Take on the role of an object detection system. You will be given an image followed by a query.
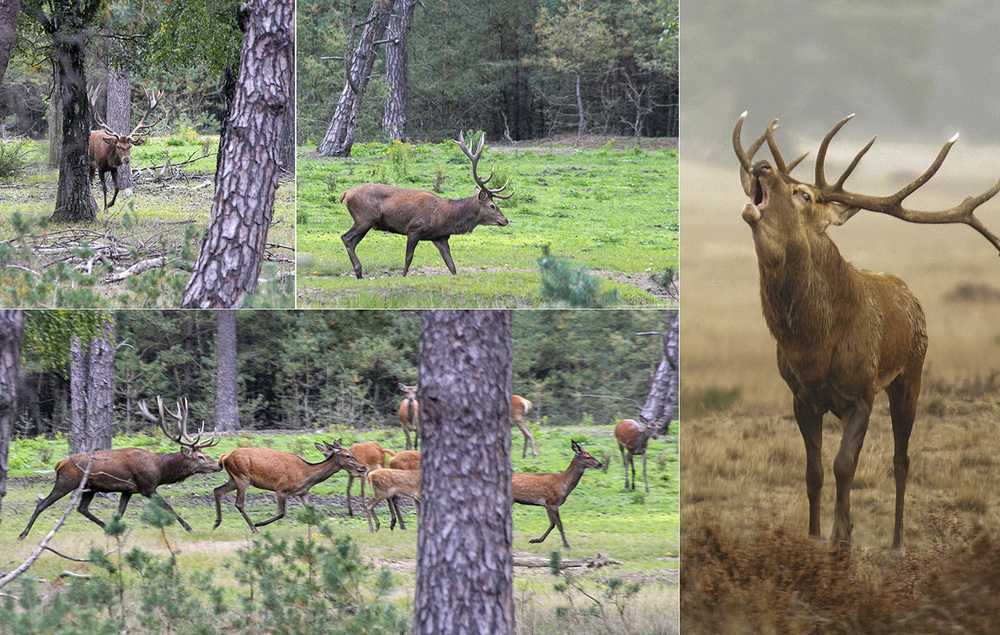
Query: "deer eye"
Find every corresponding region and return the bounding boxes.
[796,190,811,203]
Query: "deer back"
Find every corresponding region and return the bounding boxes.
[348,441,390,470]
[56,447,220,494]
[615,419,656,452]
[512,442,602,507]
[387,450,420,470]
[343,184,508,238]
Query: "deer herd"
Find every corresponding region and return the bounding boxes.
[17,389,662,550]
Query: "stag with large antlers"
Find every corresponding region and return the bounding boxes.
[734,112,1000,550]
[89,86,158,212]
[339,132,513,278]
[19,397,220,540]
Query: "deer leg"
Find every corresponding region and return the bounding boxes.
[515,419,537,458]
[403,424,412,451]
[794,397,825,540]
[392,497,407,531]
[831,401,872,548]
[887,374,919,551]
[18,482,74,540]
[618,444,630,489]
[254,493,287,528]
[107,169,120,208]
[76,491,107,529]
[642,450,649,494]
[117,492,133,516]
[341,222,371,279]
[232,479,258,533]
[365,493,381,533]
[151,494,194,532]
[402,235,420,276]
[432,238,457,275]
[346,474,355,517]
[99,172,109,212]
[213,478,238,529]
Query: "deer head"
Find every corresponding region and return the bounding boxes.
[455,131,513,226]
[137,396,220,470]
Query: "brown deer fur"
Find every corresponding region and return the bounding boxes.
[512,441,603,549]
[615,418,658,494]
[345,441,395,517]
[397,383,419,450]
[213,442,366,533]
[364,467,421,533]
[88,87,157,212]
[387,449,420,470]
[511,394,537,458]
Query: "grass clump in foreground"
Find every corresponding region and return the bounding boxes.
[681,511,1000,634]
[0,499,406,635]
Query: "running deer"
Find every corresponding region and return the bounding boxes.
[512,441,603,549]
[511,394,537,458]
[615,418,657,494]
[213,440,366,533]
[344,441,395,517]
[364,467,421,532]
[19,397,220,540]
[734,112,1000,550]
[89,86,158,212]
[397,383,419,450]
[339,132,513,278]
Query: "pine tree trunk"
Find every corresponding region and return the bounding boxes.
[0,310,24,521]
[51,20,98,223]
[0,0,20,87]
[317,1,392,157]
[181,0,294,308]
[641,310,679,435]
[86,313,115,451]
[106,58,134,191]
[48,67,62,169]
[281,67,296,173]
[413,310,515,634]
[69,335,90,455]
[382,0,416,141]
[215,310,241,431]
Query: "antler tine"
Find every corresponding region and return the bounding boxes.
[128,86,160,139]
[455,131,512,196]
[732,111,756,175]
[787,152,810,174]
[765,119,788,174]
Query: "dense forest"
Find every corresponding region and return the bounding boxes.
[13,309,670,438]
[298,0,678,145]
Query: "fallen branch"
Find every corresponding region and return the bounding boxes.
[512,554,622,569]
[103,257,192,284]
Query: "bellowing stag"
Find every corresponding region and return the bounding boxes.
[339,132,514,278]
[89,86,157,212]
[734,112,1000,550]
[19,397,220,539]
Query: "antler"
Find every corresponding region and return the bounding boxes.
[88,82,119,138]
[127,86,159,141]
[454,131,515,199]
[811,116,1000,253]
[733,112,807,195]
[137,396,219,450]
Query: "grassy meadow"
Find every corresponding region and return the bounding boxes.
[680,154,1000,632]
[0,137,295,307]
[296,136,678,308]
[1,421,678,633]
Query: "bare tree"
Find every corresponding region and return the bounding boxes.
[215,310,240,431]
[181,0,294,307]
[413,310,515,634]
[641,310,678,435]
[69,312,115,454]
[382,0,418,140]
[0,310,24,522]
[0,0,20,87]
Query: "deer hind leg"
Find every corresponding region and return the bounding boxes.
[254,493,287,528]
[642,450,649,494]
[150,492,194,532]
[18,481,75,540]
[432,238,457,275]
[365,492,382,533]
[402,235,421,277]
[116,492,133,516]
[99,172,109,211]
[794,397,825,540]
[529,506,560,546]
[341,222,372,279]
[831,400,872,549]
[515,418,537,458]
[618,443,630,489]
[887,374,920,551]
[76,490,107,529]
[213,478,237,529]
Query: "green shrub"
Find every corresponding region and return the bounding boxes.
[0,137,30,182]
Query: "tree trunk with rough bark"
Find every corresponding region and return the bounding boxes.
[382,0,417,141]
[0,310,24,522]
[69,313,115,454]
[0,0,20,88]
[69,334,89,455]
[641,310,679,435]
[181,0,294,308]
[106,59,134,191]
[317,1,391,157]
[48,67,62,169]
[214,310,240,431]
[413,310,515,634]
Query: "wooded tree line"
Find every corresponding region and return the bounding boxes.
[11,309,671,440]
[298,0,678,148]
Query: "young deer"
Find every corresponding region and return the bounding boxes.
[397,383,419,450]
[512,441,603,549]
[213,441,366,533]
[511,394,538,458]
[387,449,420,471]
[344,441,395,517]
[615,418,658,494]
[734,113,1000,550]
[364,467,421,533]
[340,132,513,278]
[19,397,220,540]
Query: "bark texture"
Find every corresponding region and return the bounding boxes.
[106,59,134,191]
[413,310,515,635]
[382,0,417,141]
[641,310,679,436]
[181,0,294,308]
[317,1,391,156]
[69,313,115,454]
[0,0,20,87]
[0,310,24,522]
[214,310,241,431]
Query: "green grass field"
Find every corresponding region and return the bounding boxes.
[296,137,678,308]
[1,422,678,632]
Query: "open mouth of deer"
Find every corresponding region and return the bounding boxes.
[751,177,767,209]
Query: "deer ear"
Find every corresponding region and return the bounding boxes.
[571,440,581,452]
[132,137,147,146]
[315,442,325,452]
[829,204,860,227]
[477,188,489,202]
[103,137,116,145]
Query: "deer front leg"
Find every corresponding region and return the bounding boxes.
[99,172,109,212]
[794,397,825,540]
[402,235,421,276]
[76,491,107,529]
[107,169,120,208]
[346,475,355,517]
[19,485,72,540]
[642,450,649,495]
[432,238,457,275]
[831,401,872,548]
[365,495,381,533]
[117,492,133,515]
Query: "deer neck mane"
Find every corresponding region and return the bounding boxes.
[445,197,488,234]
[158,451,196,484]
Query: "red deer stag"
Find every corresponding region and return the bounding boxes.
[734,112,1000,550]
[344,441,395,517]
[512,441,603,549]
[19,397,220,540]
[213,440,366,533]
[89,86,158,212]
[397,383,419,450]
[511,394,537,458]
[615,418,657,494]
[339,132,513,278]
[364,467,421,533]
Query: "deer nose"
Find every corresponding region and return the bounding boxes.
[751,162,771,178]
